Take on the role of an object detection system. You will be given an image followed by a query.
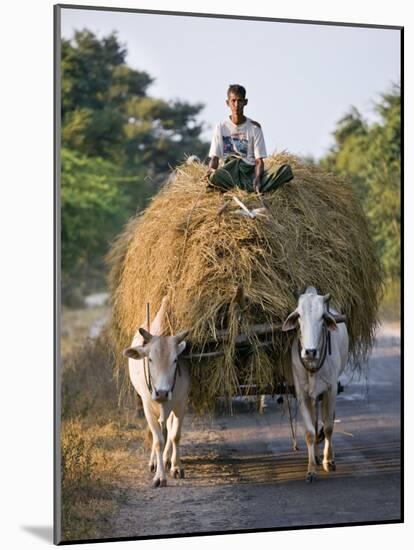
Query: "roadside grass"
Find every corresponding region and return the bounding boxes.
[60,316,147,542]
[61,415,147,541]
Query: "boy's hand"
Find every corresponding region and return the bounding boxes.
[204,156,219,181]
[253,176,261,193]
[203,168,215,182]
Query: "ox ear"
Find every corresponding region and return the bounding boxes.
[323,312,337,332]
[175,330,189,356]
[177,340,187,355]
[139,327,153,343]
[282,310,299,332]
[123,345,148,360]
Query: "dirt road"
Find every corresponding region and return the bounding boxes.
[102,323,401,539]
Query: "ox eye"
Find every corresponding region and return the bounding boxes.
[148,358,152,363]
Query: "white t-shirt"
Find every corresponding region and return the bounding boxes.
[208,117,267,166]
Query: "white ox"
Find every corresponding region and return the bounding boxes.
[123,297,190,487]
[282,286,349,482]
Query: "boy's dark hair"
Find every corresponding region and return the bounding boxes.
[227,84,246,99]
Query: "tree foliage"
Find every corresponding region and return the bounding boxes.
[61,149,126,301]
[61,30,208,167]
[320,85,401,280]
[61,30,209,302]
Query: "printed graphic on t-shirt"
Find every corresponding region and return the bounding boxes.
[223,133,248,158]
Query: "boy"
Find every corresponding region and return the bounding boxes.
[206,84,293,193]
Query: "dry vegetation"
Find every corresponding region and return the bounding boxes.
[107,153,383,408]
[60,328,148,542]
[60,415,147,541]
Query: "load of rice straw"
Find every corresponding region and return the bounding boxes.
[107,153,383,410]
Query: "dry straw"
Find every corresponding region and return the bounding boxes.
[107,153,383,409]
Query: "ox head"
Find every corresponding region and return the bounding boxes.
[123,329,189,403]
[282,287,337,367]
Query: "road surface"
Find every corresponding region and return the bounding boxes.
[101,323,401,539]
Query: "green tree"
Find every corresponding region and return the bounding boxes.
[61,30,153,163]
[364,86,401,279]
[123,96,206,180]
[61,30,209,302]
[320,85,401,280]
[61,31,152,114]
[61,148,147,303]
[61,30,208,170]
[320,107,370,203]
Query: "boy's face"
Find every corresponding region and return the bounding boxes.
[226,92,248,117]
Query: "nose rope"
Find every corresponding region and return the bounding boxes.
[144,359,152,393]
[297,323,329,375]
[170,361,181,393]
[144,302,153,393]
[148,361,181,397]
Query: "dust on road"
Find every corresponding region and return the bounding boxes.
[101,323,401,539]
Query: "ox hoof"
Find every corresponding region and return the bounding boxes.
[323,460,336,472]
[152,478,167,488]
[172,468,185,479]
[306,472,317,483]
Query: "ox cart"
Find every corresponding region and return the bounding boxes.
[180,304,347,459]
[112,154,380,485]
[179,304,346,440]
[180,305,346,387]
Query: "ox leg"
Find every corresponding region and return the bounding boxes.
[257,394,266,414]
[299,396,318,482]
[169,407,186,479]
[314,399,321,465]
[162,413,174,470]
[143,405,167,487]
[321,390,337,472]
[148,445,156,473]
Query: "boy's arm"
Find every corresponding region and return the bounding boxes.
[205,123,222,179]
[252,122,267,192]
[253,158,264,192]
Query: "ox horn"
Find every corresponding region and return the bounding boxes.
[293,289,302,300]
[139,327,153,343]
[174,330,189,343]
[323,293,331,303]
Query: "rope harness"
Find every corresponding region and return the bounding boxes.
[143,357,181,395]
[297,302,334,375]
[297,322,330,375]
[143,357,152,393]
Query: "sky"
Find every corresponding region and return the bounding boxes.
[60,7,401,160]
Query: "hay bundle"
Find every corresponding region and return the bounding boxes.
[107,153,382,408]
